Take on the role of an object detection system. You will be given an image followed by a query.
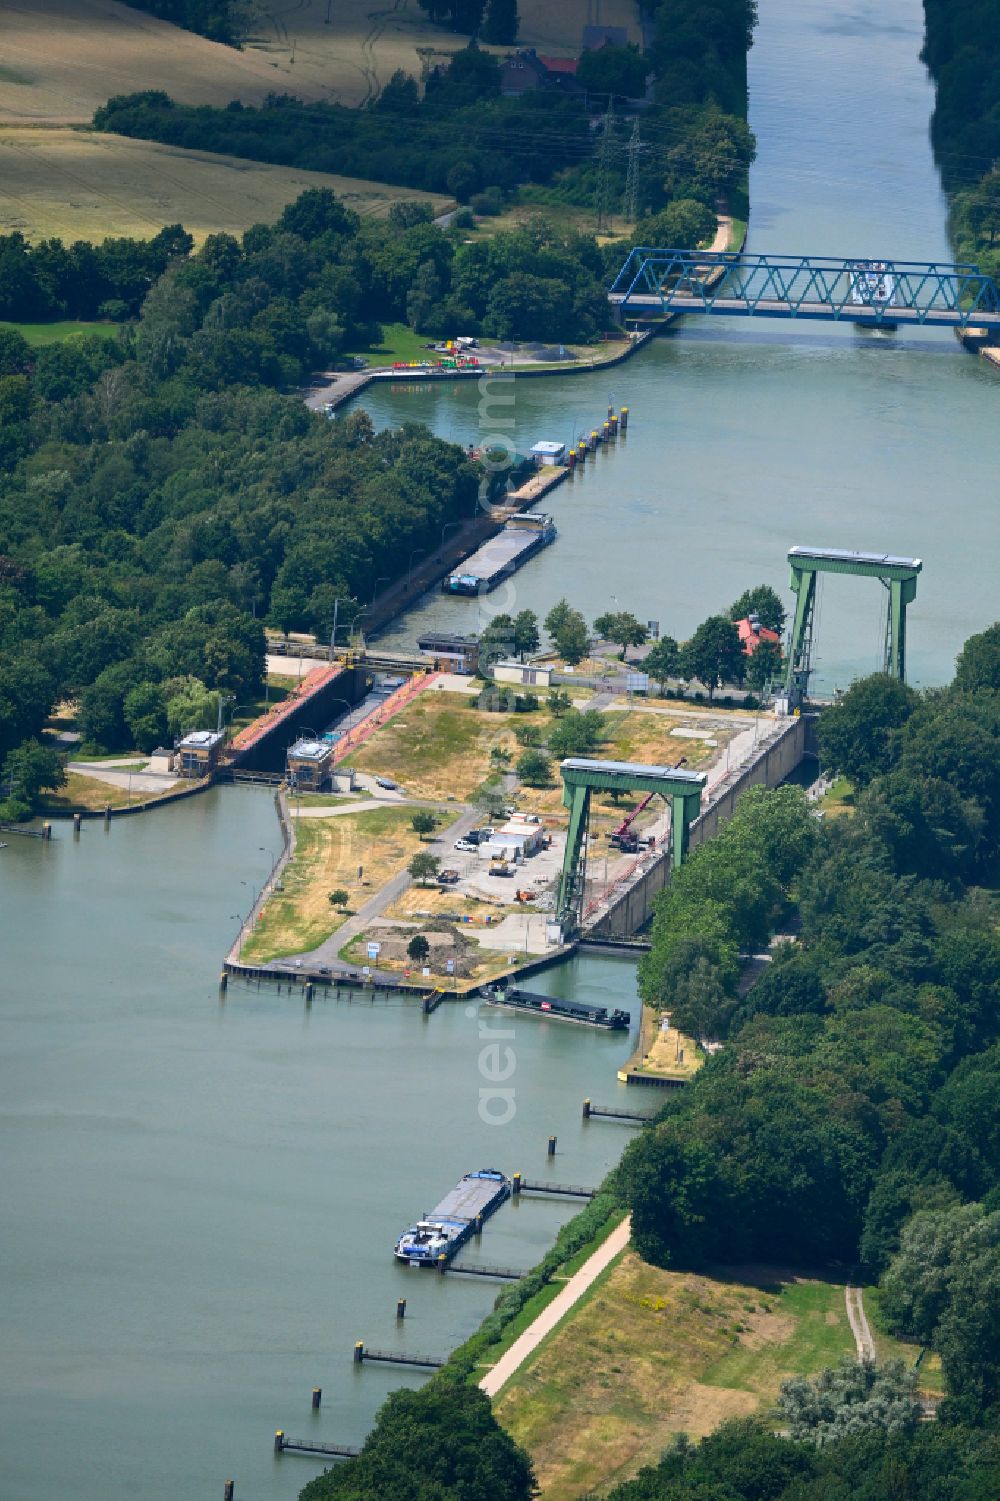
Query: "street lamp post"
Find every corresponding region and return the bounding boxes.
[371,577,390,606]
[439,521,461,557]
[407,549,425,587]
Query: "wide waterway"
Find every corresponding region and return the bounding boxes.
[366,0,1000,692]
[0,789,640,1501]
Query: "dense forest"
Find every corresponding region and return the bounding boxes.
[922,0,1000,275]
[0,188,502,792]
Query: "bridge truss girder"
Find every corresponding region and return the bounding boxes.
[784,547,922,700]
[608,249,1000,330]
[556,759,706,933]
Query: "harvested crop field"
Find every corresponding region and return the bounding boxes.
[0,127,450,243]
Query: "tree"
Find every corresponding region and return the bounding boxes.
[299,1382,536,1501]
[544,599,573,640]
[728,584,786,633]
[516,749,552,786]
[163,676,222,740]
[680,616,744,698]
[547,709,607,759]
[954,622,1000,693]
[817,673,918,786]
[411,810,438,839]
[407,933,431,963]
[123,681,168,752]
[481,0,518,44]
[479,613,516,669]
[408,851,441,884]
[778,1358,919,1444]
[2,738,65,816]
[636,199,716,246]
[576,43,648,98]
[593,610,649,661]
[936,1242,1000,1420]
[547,688,572,716]
[328,888,349,907]
[515,724,541,747]
[880,1203,995,1344]
[549,608,589,666]
[512,609,540,659]
[644,636,680,693]
[744,638,782,694]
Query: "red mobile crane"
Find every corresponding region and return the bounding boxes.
[608,793,655,853]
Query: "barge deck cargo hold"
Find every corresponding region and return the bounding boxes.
[394,1169,511,1266]
[480,983,631,1031]
[443,514,556,596]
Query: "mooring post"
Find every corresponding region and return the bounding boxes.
[620,406,629,431]
[73,812,82,834]
[274,1431,285,1454]
[224,1481,234,1501]
[474,1214,484,1236]
[582,1098,591,1119]
[512,1172,522,1196]
[437,1254,447,1273]
[548,1135,557,1157]
[353,1341,365,1364]
[304,982,313,1005]
[219,972,228,993]
[104,805,111,826]
[396,1298,406,1320]
[312,1387,322,1410]
[42,822,52,840]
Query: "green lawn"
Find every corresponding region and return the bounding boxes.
[1,319,120,346]
[344,321,439,367]
[701,1276,855,1391]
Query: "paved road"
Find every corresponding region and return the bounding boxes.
[479,1216,632,1398]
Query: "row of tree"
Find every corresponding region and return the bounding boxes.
[922,0,1000,277]
[479,583,785,697]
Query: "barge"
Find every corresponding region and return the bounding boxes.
[394,1168,511,1266]
[479,982,631,1031]
[443,514,556,596]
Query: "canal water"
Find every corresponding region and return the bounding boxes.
[0,789,638,1501]
[365,0,1000,693]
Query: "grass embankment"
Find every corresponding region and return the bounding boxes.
[0,127,450,245]
[39,771,170,812]
[241,805,421,963]
[0,320,119,346]
[819,776,856,819]
[494,1260,885,1501]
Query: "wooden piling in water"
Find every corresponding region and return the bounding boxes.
[582,1097,591,1118]
[224,1481,234,1501]
[312,1387,322,1409]
[548,1134,557,1157]
[396,1298,406,1320]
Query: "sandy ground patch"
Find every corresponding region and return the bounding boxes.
[0,126,450,242]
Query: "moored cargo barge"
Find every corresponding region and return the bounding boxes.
[394,1169,512,1266]
[443,514,556,595]
[479,982,631,1031]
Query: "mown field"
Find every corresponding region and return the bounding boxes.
[494,1255,926,1501]
[0,126,450,244]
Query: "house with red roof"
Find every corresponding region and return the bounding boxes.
[735,613,782,655]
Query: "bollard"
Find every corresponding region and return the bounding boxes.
[577,441,587,462]
[548,1134,557,1157]
[512,1171,522,1196]
[608,402,614,419]
[589,430,598,450]
[42,822,52,840]
[567,449,576,470]
[474,1214,484,1236]
[353,1342,365,1364]
[274,1431,285,1454]
[219,972,228,993]
[602,421,610,440]
[224,1483,234,1501]
[437,1253,447,1273]
[104,805,111,825]
[582,1097,591,1119]
[312,1387,322,1410]
[304,982,313,1004]
[396,1298,406,1320]
[620,406,629,431]
[610,413,618,434]
[73,812,82,833]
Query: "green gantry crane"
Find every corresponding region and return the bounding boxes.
[556,758,706,933]
[784,546,922,703]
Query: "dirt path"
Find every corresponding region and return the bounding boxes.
[479,1216,632,1398]
[845,1284,876,1364]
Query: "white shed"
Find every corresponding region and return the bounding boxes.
[530,440,566,466]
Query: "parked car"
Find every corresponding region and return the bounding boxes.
[473,827,495,842]
[438,869,460,885]
[374,776,398,790]
[454,838,477,852]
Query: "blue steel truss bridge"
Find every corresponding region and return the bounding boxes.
[609,250,1000,331]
